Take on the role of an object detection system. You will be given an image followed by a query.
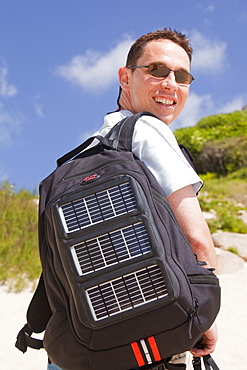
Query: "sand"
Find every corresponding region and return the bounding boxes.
[1,264,247,369]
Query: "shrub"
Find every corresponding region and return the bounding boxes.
[174,110,247,175]
[195,136,247,174]
[0,183,41,290]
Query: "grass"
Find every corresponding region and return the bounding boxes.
[0,183,41,291]
[227,247,239,255]
[198,170,247,234]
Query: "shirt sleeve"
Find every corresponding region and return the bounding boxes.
[132,115,203,197]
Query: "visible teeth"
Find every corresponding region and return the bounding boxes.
[154,97,174,105]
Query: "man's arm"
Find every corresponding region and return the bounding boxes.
[167,184,218,356]
[190,323,218,357]
[167,184,216,269]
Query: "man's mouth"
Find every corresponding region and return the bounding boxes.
[154,97,175,106]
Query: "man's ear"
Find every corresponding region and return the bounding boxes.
[118,67,130,91]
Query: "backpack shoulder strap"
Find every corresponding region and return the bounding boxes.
[56,134,115,167]
[15,273,51,353]
[106,112,196,172]
[193,355,220,370]
[106,111,156,151]
[26,272,52,332]
[179,144,196,171]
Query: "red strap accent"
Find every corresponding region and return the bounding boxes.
[148,336,161,362]
[131,342,145,367]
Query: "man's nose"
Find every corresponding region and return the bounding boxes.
[161,71,178,90]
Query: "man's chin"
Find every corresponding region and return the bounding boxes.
[154,113,174,126]
[147,106,177,125]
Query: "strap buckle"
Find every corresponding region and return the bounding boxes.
[15,323,44,353]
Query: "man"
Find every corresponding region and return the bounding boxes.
[48,27,218,369]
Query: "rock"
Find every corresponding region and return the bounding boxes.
[202,210,217,220]
[212,230,247,261]
[238,210,247,226]
[215,248,245,274]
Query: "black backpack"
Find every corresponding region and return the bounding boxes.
[16,112,220,370]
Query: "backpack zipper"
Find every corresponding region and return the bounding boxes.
[53,159,128,193]
[188,297,199,339]
[151,188,198,328]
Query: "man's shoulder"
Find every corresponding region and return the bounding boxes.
[98,111,132,135]
[99,110,172,140]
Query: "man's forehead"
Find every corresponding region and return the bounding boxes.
[142,39,185,54]
[138,39,190,66]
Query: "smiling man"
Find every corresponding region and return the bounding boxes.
[93,28,218,370]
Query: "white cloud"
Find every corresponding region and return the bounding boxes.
[195,2,215,13]
[172,92,214,129]
[55,37,134,92]
[0,61,18,97]
[207,5,215,12]
[34,103,44,117]
[172,92,246,130]
[0,59,23,148]
[0,60,21,146]
[190,31,227,74]
[0,103,21,145]
[33,95,44,117]
[220,95,247,114]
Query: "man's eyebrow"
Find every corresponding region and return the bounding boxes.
[147,60,164,66]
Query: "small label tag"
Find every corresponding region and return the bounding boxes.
[81,174,99,184]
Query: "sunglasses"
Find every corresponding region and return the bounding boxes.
[128,63,195,85]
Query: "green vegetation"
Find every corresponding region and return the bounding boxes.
[174,109,247,234]
[175,110,247,175]
[227,247,239,255]
[1,109,246,289]
[198,177,247,234]
[0,182,41,291]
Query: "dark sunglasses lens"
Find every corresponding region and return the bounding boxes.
[148,64,193,84]
[175,70,192,84]
[148,64,170,78]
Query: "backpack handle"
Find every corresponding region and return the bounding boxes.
[56,135,114,167]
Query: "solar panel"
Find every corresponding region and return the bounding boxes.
[59,182,137,233]
[71,222,151,275]
[87,265,168,320]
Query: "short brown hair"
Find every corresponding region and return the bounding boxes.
[126,27,193,66]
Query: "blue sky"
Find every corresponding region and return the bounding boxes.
[0,0,246,192]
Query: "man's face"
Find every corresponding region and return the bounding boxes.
[119,39,191,125]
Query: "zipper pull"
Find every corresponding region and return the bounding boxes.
[188,297,199,339]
